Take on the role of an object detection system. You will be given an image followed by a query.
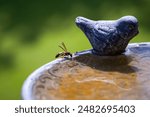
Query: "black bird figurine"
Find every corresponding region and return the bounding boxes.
[75,16,139,56]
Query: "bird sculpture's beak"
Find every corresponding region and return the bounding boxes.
[136,29,139,35]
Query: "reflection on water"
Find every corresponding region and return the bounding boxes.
[33,44,150,99]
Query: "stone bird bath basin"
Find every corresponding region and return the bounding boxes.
[22,42,150,100]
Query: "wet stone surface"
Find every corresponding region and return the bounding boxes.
[30,43,150,99]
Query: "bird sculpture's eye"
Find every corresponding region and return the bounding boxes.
[128,25,134,30]
[98,28,101,30]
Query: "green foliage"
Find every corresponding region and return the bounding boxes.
[0,0,150,99]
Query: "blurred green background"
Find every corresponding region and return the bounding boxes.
[0,0,150,99]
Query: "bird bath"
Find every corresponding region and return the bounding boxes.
[22,42,150,100]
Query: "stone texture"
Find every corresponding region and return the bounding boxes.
[75,16,139,55]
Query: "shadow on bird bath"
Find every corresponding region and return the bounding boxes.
[74,53,138,74]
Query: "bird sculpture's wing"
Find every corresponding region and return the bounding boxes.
[91,23,118,53]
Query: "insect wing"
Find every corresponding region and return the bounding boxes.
[61,42,67,52]
[58,45,66,52]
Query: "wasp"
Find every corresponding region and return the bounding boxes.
[55,42,72,58]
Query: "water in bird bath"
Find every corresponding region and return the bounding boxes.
[29,43,150,100]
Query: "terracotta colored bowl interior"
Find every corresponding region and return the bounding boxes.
[22,42,150,100]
